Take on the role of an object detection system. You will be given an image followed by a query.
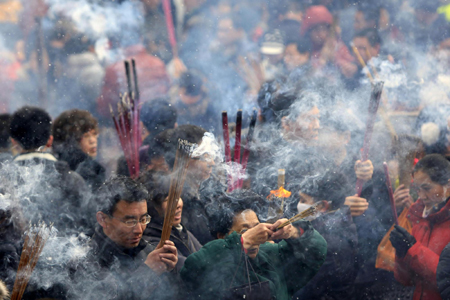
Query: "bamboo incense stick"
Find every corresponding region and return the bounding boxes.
[351,43,374,82]
[383,162,399,225]
[158,139,193,248]
[355,82,384,196]
[11,223,53,300]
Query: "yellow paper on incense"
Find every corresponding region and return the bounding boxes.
[268,187,291,199]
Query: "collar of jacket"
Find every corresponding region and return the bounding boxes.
[407,197,450,224]
[91,226,148,267]
[14,152,57,162]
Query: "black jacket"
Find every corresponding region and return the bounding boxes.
[54,143,106,191]
[70,227,174,300]
[12,152,93,235]
[438,242,450,300]
[293,207,358,300]
[143,213,202,273]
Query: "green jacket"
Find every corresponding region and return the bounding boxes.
[180,221,327,300]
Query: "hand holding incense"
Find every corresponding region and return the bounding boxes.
[355,81,384,196]
[383,162,399,226]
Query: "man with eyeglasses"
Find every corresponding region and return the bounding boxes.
[69,176,178,300]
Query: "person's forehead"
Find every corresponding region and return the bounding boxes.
[414,171,433,185]
[353,36,369,46]
[234,209,258,224]
[114,200,147,216]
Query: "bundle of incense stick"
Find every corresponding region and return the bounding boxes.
[275,201,328,231]
[222,110,257,191]
[11,223,53,300]
[110,59,141,178]
[158,139,193,249]
[355,81,384,196]
[351,44,397,140]
[383,162,399,226]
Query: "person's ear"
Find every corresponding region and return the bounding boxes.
[96,212,109,228]
[46,135,53,148]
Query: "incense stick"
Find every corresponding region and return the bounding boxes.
[383,162,399,225]
[275,201,328,231]
[158,139,193,248]
[238,109,257,189]
[355,82,384,196]
[11,223,53,300]
[110,60,142,178]
[231,110,243,191]
[222,111,232,191]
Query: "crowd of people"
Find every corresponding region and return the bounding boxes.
[1,0,450,299]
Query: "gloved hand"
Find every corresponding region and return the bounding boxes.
[390,225,416,258]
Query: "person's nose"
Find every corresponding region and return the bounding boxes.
[418,190,427,201]
[133,223,144,234]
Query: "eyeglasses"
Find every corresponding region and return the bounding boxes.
[109,214,151,227]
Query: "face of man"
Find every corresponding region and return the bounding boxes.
[79,129,98,158]
[310,24,330,48]
[229,210,260,259]
[285,106,320,143]
[352,36,379,63]
[217,18,242,47]
[100,200,148,249]
[188,153,215,182]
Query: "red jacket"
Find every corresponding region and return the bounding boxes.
[97,44,170,119]
[395,199,450,300]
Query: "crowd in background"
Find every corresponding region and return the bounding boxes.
[1,0,450,299]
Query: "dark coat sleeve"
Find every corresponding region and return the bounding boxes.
[438,242,450,299]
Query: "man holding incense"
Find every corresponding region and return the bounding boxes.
[70,176,178,300]
[180,190,327,300]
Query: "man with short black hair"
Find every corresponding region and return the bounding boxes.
[8,106,91,235]
[70,176,178,300]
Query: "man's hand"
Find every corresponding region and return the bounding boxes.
[393,184,413,209]
[344,195,369,216]
[355,160,374,182]
[269,219,300,240]
[241,223,273,250]
[145,240,178,275]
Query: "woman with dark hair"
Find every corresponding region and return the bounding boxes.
[138,171,202,273]
[181,190,327,300]
[52,109,105,190]
[390,154,450,300]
